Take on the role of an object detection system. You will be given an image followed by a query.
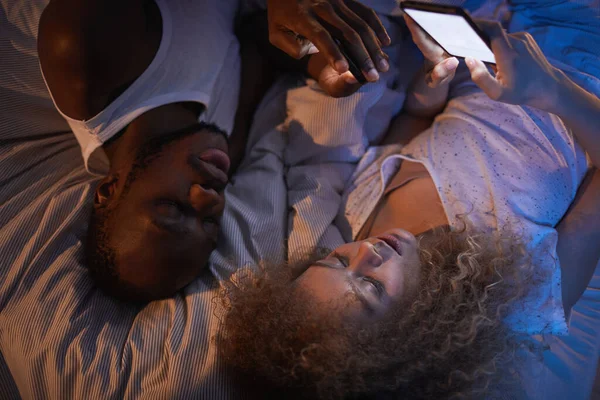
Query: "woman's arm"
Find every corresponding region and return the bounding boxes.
[547,75,600,168]
[404,60,456,119]
[556,168,600,317]
[462,21,600,315]
[464,22,600,167]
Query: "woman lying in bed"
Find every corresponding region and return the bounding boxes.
[217,16,600,400]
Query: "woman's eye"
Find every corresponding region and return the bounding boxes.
[156,202,184,220]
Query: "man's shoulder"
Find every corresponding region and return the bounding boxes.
[37,0,160,120]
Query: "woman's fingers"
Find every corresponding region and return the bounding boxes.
[403,14,445,64]
[402,13,458,88]
[427,57,458,88]
[467,23,561,109]
[509,32,537,56]
[465,57,504,101]
[475,20,516,66]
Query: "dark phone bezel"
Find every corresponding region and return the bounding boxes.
[400,1,497,66]
[334,38,368,84]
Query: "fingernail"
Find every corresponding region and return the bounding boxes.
[335,60,349,73]
[366,68,379,82]
[465,57,475,67]
[379,58,389,72]
[307,45,319,55]
[445,58,459,71]
[343,72,359,85]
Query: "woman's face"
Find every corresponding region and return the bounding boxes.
[294,229,422,321]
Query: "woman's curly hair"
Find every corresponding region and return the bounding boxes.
[215,227,539,400]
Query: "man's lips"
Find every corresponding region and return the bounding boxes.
[377,234,403,256]
[191,155,229,192]
[198,148,230,175]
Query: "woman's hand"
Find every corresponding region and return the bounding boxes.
[266,0,391,82]
[464,21,564,111]
[403,14,459,88]
[466,22,600,170]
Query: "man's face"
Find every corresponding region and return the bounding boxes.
[101,126,230,301]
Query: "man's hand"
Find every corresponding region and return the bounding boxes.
[464,21,564,111]
[403,14,458,88]
[267,0,391,82]
[307,52,363,98]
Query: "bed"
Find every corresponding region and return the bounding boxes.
[1,0,599,398]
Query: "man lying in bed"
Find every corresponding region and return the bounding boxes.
[217,12,600,399]
[37,0,391,301]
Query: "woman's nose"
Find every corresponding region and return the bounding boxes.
[189,184,223,214]
[348,241,383,275]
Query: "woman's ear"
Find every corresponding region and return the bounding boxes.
[94,174,119,209]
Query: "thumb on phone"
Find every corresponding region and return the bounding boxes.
[465,57,504,101]
[427,57,459,88]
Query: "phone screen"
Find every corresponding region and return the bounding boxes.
[403,8,496,64]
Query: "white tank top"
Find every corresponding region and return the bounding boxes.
[41,0,241,175]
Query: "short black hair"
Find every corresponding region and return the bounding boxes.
[85,121,227,300]
[85,205,121,297]
[122,121,228,194]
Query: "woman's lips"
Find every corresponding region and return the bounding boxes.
[377,234,403,256]
[198,148,231,175]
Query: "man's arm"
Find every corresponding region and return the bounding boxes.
[266,0,391,80]
[246,12,363,98]
[556,168,600,317]
[228,18,278,174]
[228,12,363,170]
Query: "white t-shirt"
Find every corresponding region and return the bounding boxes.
[338,89,589,335]
[41,0,241,176]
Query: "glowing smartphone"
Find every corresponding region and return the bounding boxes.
[400,1,496,65]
